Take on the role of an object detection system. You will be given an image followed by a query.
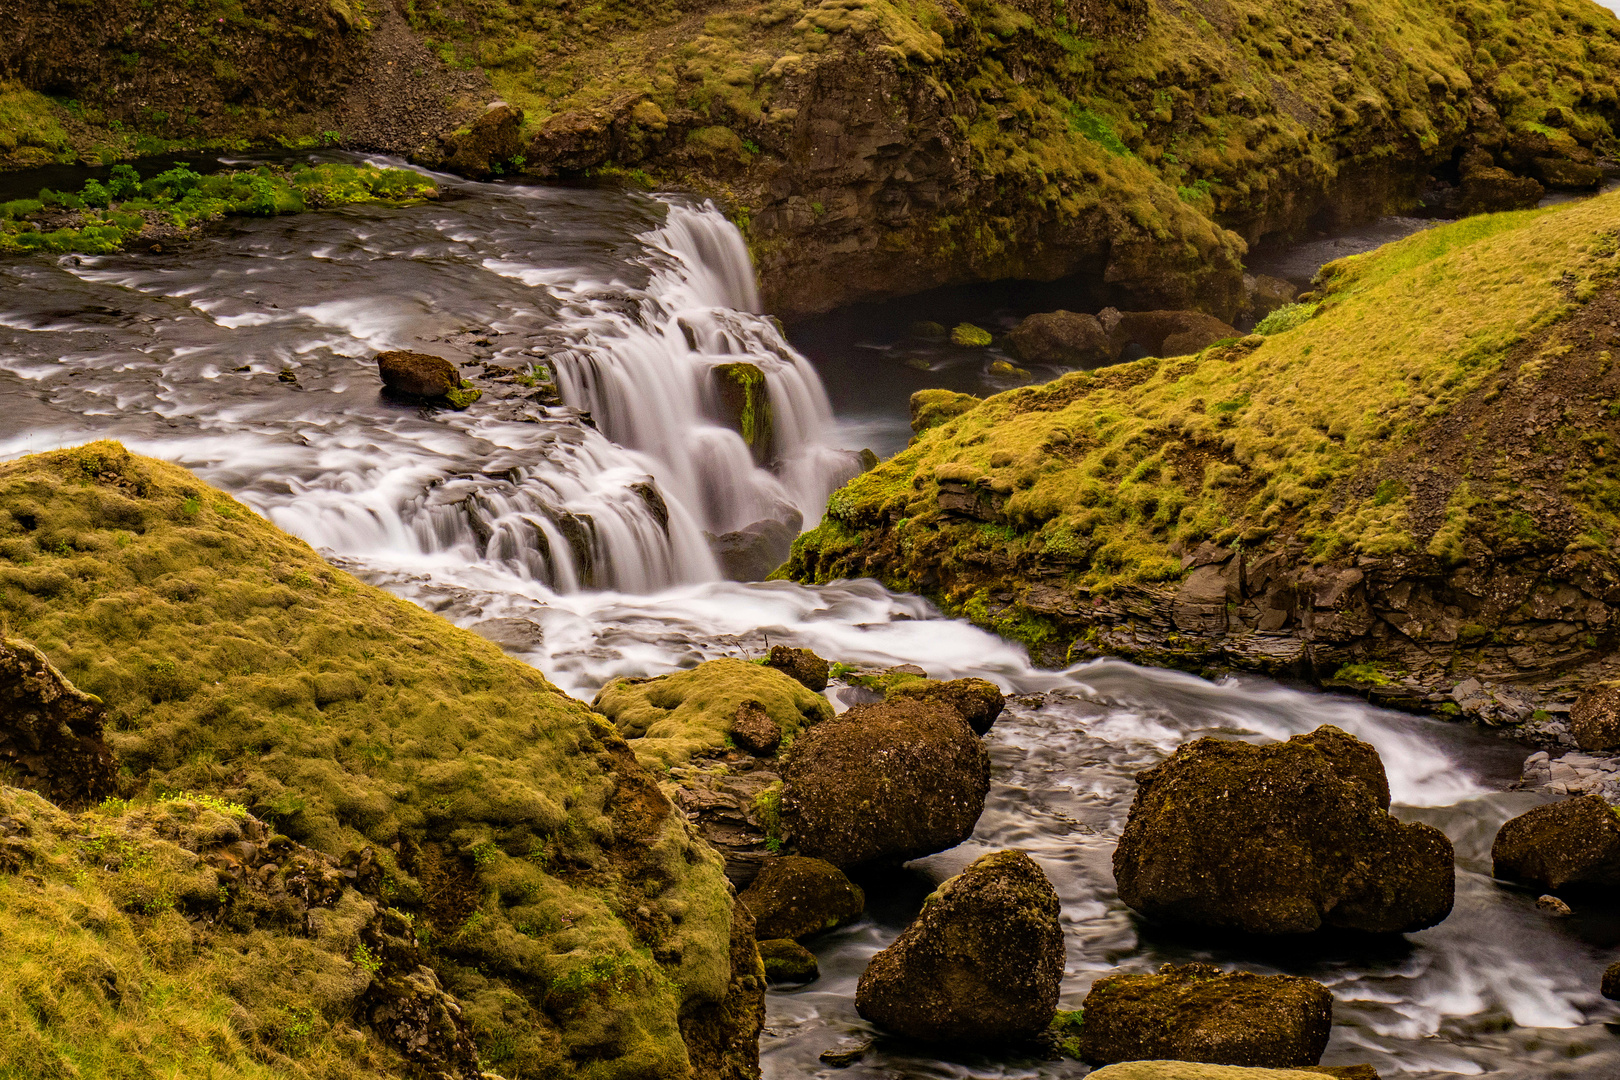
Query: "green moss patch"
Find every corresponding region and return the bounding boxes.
[1,162,436,256]
[0,443,736,1079]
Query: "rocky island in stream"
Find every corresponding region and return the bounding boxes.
[3,0,1620,1073]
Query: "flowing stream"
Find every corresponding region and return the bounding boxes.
[0,158,1614,1078]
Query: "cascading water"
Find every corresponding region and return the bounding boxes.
[2,158,1616,1080]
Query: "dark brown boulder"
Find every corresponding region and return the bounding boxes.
[856,850,1063,1043]
[376,351,480,409]
[886,677,1006,736]
[1531,155,1603,190]
[737,855,864,940]
[1113,726,1454,934]
[766,645,830,693]
[1109,310,1238,358]
[1603,960,1620,1001]
[440,102,525,179]
[1457,150,1544,215]
[759,938,819,983]
[782,698,990,868]
[731,700,782,756]
[1569,685,1620,751]
[1078,963,1333,1067]
[0,637,116,808]
[1492,795,1620,891]
[1007,311,1115,367]
[1244,274,1298,321]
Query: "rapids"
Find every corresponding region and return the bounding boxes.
[0,157,1614,1079]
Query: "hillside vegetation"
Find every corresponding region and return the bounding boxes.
[787,190,1620,718]
[0,443,758,1079]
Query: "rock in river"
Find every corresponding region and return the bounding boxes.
[782,697,990,868]
[1492,795,1620,891]
[1007,310,1115,367]
[856,850,1063,1043]
[759,938,819,984]
[1078,962,1333,1067]
[885,676,1005,736]
[737,855,864,941]
[765,644,830,692]
[1113,726,1455,934]
[376,350,481,408]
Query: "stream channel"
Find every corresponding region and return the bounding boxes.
[0,156,1614,1079]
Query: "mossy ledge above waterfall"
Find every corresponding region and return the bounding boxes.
[4,0,1619,316]
[0,443,760,1079]
[785,190,1620,731]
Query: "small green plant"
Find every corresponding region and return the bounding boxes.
[352,941,383,975]
[159,790,249,818]
[1050,1009,1084,1059]
[753,781,783,847]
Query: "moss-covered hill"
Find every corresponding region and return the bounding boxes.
[0,443,760,1079]
[3,0,1618,315]
[787,189,1620,724]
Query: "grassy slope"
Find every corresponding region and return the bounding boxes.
[0,443,737,1079]
[786,189,1620,644]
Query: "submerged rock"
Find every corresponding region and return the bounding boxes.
[856,850,1064,1043]
[1078,962,1333,1067]
[782,697,990,868]
[765,644,830,692]
[737,855,864,940]
[1007,310,1115,367]
[1492,795,1620,891]
[376,351,480,408]
[951,323,994,347]
[758,938,819,983]
[1113,726,1455,934]
[0,636,116,808]
[885,677,1006,736]
[708,516,800,581]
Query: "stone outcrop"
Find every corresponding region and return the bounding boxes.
[1519,750,1620,800]
[376,351,481,408]
[1079,963,1333,1068]
[1457,147,1545,215]
[1008,311,1115,368]
[713,362,773,465]
[1107,309,1240,358]
[737,855,864,940]
[438,102,524,179]
[885,676,1006,736]
[0,637,116,808]
[1491,795,1620,891]
[1114,727,1455,934]
[765,645,830,692]
[707,517,800,581]
[782,697,990,868]
[855,850,1064,1043]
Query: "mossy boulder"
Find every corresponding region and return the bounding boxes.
[908,389,982,435]
[1008,311,1115,367]
[0,636,115,808]
[376,351,481,409]
[855,850,1063,1043]
[1491,795,1620,891]
[1079,963,1333,1067]
[0,443,754,1079]
[758,938,819,984]
[765,644,829,692]
[737,855,864,940]
[712,362,773,464]
[440,102,525,179]
[782,697,990,868]
[885,677,1006,736]
[594,657,833,770]
[1111,310,1239,358]
[1114,726,1454,935]
[950,323,994,348]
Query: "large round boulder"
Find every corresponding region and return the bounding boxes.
[1492,795,1620,891]
[1113,726,1454,934]
[782,698,990,868]
[737,856,865,940]
[1078,962,1332,1067]
[855,850,1063,1043]
[885,677,1005,736]
[1007,311,1115,367]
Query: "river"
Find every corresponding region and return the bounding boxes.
[0,159,1613,1079]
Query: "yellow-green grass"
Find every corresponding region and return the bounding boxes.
[0,442,735,1079]
[594,658,833,771]
[788,188,1620,599]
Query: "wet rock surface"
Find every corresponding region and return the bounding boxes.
[0,637,116,808]
[782,697,990,868]
[1079,962,1334,1067]
[855,850,1064,1043]
[759,937,819,984]
[737,855,864,941]
[1491,794,1620,891]
[884,676,1006,736]
[765,645,830,692]
[376,350,480,408]
[1114,726,1454,934]
[708,517,800,582]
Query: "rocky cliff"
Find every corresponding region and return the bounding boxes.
[0,443,761,1079]
[2,0,1617,315]
[785,190,1620,735]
